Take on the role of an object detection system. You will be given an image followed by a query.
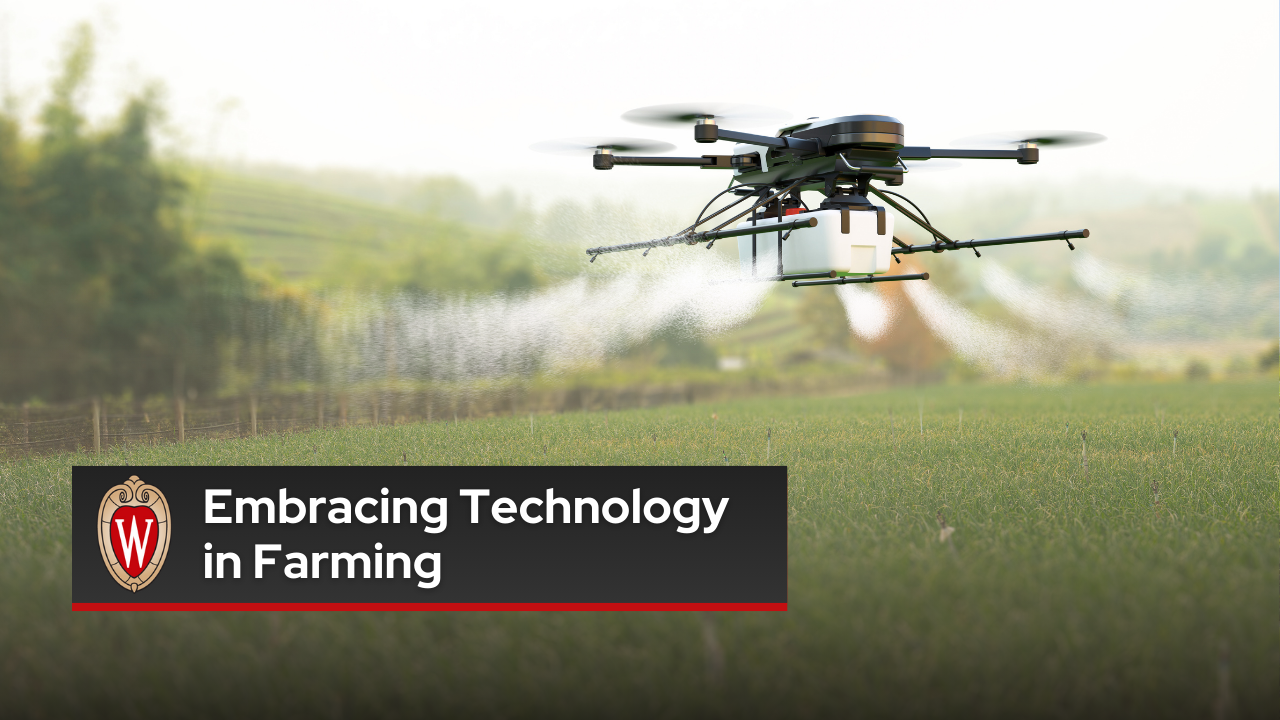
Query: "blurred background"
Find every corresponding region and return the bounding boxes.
[0,1,1276,452]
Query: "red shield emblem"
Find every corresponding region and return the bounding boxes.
[98,476,171,592]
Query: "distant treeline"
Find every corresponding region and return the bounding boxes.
[0,25,574,405]
[0,26,332,403]
[0,25,709,406]
[0,26,237,402]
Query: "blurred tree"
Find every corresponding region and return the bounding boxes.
[796,286,853,352]
[320,225,545,294]
[1185,358,1210,382]
[400,176,533,229]
[401,176,484,222]
[655,330,718,369]
[0,24,252,402]
[1257,341,1278,373]
[619,323,717,370]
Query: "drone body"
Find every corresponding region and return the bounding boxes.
[533,105,1102,287]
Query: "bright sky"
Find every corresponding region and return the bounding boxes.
[5,0,1278,210]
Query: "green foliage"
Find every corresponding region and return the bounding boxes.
[1185,358,1210,381]
[2,380,1276,715]
[628,325,719,369]
[320,225,545,294]
[795,286,851,351]
[400,176,533,229]
[0,25,252,402]
[39,23,94,145]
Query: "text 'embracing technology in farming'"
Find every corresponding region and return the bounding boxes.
[73,466,787,611]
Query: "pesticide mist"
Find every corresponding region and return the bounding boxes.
[272,244,1272,386]
[304,249,773,385]
[865,251,1277,377]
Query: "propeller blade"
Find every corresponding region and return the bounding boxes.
[622,103,791,128]
[529,137,677,155]
[951,130,1106,148]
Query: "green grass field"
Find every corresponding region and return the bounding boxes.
[3,380,1276,717]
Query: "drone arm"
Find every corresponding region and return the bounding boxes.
[696,126,822,154]
[890,229,1090,255]
[610,156,717,167]
[899,146,1038,164]
[597,155,759,170]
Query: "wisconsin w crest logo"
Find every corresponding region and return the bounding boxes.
[98,475,171,592]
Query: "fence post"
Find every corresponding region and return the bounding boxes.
[176,396,185,443]
[250,393,258,436]
[92,398,101,454]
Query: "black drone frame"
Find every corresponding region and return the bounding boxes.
[583,115,1088,286]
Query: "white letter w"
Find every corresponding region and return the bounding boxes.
[115,516,153,571]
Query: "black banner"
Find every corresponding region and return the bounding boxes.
[73,466,787,610]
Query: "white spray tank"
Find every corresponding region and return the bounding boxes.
[735,207,893,278]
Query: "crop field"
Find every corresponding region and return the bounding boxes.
[2,380,1276,717]
[193,172,436,277]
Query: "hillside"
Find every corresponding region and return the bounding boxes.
[190,172,427,277]
[187,171,569,291]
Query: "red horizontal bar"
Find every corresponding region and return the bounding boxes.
[73,602,787,612]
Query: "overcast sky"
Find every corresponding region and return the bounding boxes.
[5,0,1277,210]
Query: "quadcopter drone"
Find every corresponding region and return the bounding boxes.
[533,103,1102,287]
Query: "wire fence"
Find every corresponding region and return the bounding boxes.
[0,376,846,458]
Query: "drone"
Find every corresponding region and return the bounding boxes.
[533,103,1102,287]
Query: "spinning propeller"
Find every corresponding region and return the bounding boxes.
[530,137,676,155]
[621,102,791,129]
[951,131,1106,148]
